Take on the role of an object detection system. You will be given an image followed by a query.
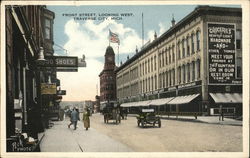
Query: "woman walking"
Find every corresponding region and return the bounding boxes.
[83,107,90,130]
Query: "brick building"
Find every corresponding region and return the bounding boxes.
[99,46,117,109]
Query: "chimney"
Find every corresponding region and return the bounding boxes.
[171,14,175,27]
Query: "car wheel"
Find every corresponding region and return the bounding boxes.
[158,120,161,128]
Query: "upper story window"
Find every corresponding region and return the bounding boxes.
[177,41,181,59]
[182,39,185,58]
[196,30,200,51]
[191,33,195,54]
[236,30,242,49]
[45,18,51,40]
[172,45,175,62]
[186,36,190,56]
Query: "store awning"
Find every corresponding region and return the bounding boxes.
[209,93,242,103]
[120,100,151,107]
[149,97,174,106]
[167,94,200,104]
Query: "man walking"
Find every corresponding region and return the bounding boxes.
[68,107,80,130]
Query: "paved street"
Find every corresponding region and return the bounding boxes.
[40,113,242,152]
[40,117,133,152]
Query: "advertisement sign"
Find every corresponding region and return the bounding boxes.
[208,23,236,84]
[41,83,57,94]
[38,56,78,67]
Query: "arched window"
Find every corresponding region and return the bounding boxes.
[187,63,190,82]
[182,65,186,83]
[186,36,190,56]
[196,59,200,79]
[172,45,175,62]
[178,66,181,84]
[191,61,195,81]
[162,50,165,67]
[182,39,185,58]
[169,46,172,64]
[172,69,175,85]
[191,33,195,54]
[177,41,181,59]
[196,30,200,51]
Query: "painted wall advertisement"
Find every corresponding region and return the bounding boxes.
[208,23,236,84]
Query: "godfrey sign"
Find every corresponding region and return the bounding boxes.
[207,23,236,84]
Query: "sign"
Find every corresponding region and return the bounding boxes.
[56,67,78,72]
[207,23,236,84]
[41,83,56,94]
[38,56,78,67]
[57,90,66,95]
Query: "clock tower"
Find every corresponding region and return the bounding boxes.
[99,46,117,103]
[104,46,115,70]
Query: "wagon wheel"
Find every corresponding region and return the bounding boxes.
[158,120,161,128]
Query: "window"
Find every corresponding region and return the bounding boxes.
[162,73,165,88]
[191,33,195,54]
[187,63,190,82]
[182,65,186,83]
[151,57,153,72]
[172,45,175,62]
[154,56,157,70]
[178,41,181,59]
[162,51,165,67]
[196,31,200,51]
[169,47,171,64]
[182,39,185,58]
[172,69,175,85]
[236,30,242,49]
[166,71,168,87]
[148,59,150,72]
[186,36,190,56]
[166,48,168,65]
[196,59,200,79]
[45,18,51,39]
[178,66,181,84]
[191,61,195,81]
[159,53,161,68]
[155,75,157,90]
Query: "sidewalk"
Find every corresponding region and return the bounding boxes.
[39,118,133,152]
[161,115,242,126]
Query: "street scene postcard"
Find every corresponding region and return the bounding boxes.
[0,0,249,158]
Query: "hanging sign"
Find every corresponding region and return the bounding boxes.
[41,83,56,94]
[207,23,236,84]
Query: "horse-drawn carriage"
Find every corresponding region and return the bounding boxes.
[102,102,121,124]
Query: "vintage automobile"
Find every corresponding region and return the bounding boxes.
[136,108,161,128]
[103,102,121,124]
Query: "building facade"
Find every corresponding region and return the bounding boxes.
[99,46,117,107]
[116,6,242,116]
[5,5,58,151]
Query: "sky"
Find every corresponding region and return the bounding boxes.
[47,4,240,101]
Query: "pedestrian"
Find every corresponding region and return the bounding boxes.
[68,107,80,130]
[219,105,224,121]
[83,107,90,130]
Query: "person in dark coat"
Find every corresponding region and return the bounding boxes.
[68,107,80,130]
[83,107,90,130]
[219,105,224,121]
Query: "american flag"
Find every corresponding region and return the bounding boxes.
[109,30,120,44]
